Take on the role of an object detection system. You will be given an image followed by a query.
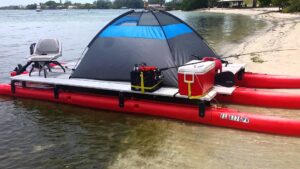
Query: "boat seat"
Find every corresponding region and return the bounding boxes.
[26,38,65,78]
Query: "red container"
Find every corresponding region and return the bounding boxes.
[178,61,215,98]
[202,57,222,73]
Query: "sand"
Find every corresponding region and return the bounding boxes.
[202,7,300,76]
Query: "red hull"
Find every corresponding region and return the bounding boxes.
[220,72,300,108]
[237,72,300,89]
[0,84,299,137]
[217,87,300,109]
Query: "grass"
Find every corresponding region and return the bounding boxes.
[250,54,265,63]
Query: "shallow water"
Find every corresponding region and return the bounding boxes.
[0,9,299,169]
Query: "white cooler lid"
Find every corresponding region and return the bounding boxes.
[178,60,215,74]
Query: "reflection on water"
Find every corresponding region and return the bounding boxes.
[173,11,266,51]
[0,10,299,169]
[1,97,300,169]
[0,97,168,168]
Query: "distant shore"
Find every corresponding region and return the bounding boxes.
[200,7,300,76]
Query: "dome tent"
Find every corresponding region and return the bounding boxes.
[70,10,219,87]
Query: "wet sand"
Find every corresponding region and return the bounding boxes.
[203,8,300,75]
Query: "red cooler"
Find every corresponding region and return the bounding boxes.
[178,60,215,98]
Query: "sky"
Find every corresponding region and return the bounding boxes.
[0,0,171,7]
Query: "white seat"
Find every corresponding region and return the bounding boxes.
[28,38,62,62]
[23,38,65,78]
[29,54,61,62]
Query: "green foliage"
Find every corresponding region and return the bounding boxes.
[64,1,72,7]
[272,0,289,10]
[166,0,212,10]
[148,0,166,4]
[44,1,58,9]
[283,0,300,12]
[208,0,219,7]
[181,0,208,11]
[95,0,112,9]
[26,3,37,9]
[259,0,272,6]
[250,55,264,63]
[113,0,144,9]
[165,1,182,10]
[0,5,21,9]
[21,0,144,9]
[82,3,96,9]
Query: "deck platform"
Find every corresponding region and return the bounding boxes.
[11,63,243,102]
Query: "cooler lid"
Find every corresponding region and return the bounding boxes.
[178,60,215,74]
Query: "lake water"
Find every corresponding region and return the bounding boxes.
[0,9,299,169]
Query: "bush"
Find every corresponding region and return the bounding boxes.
[259,0,272,6]
[113,0,144,9]
[26,4,37,9]
[181,0,208,11]
[272,0,289,10]
[95,0,112,9]
[283,0,300,12]
[148,0,165,4]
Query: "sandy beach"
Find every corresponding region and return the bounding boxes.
[203,8,300,76]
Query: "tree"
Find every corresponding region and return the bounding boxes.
[0,5,21,9]
[113,0,144,9]
[26,3,37,9]
[95,0,112,9]
[208,0,218,7]
[64,0,72,8]
[148,0,166,5]
[283,0,300,12]
[165,0,182,10]
[258,0,271,6]
[272,0,289,10]
[131,0,144,8]
[83,3,95,9]
[44,1,58,9]
[253,0,257,7]
[181,0,208,11]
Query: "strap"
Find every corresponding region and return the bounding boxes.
[54,85,59,99]
[199,101,205,117]
[119,92,125,108]
[131,81,162,90]
[188,82,192,98]
[11,80,16,94]
[140,72,145,93]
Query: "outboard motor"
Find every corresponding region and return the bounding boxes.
[30,43,36,55]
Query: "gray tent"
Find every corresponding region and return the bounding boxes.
[70,10,218,87]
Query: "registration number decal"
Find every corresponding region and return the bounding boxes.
[220,113,250,123]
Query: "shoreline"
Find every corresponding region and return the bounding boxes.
[200,8,300,76]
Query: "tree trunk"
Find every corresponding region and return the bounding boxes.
[252,0,257,7]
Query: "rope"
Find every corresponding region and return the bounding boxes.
[160,60,205,71]
[222,48,298,59]
[73,47,88,70]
